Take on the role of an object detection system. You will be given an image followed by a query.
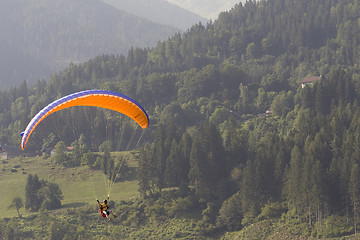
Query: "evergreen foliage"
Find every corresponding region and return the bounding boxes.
[2,0,360,238]
[24,174,63,212]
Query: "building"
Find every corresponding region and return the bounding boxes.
[301,75,323,88]
[0,145,22,160]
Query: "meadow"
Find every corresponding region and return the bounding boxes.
[0,151,139,218]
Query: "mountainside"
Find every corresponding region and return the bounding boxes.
[0,0,178,89]
[166,0,244,19]
[101,0,208,30]
[2,0,360,239]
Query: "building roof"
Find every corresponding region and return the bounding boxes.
[66,146,74,151]
[0,145,20,153]
[301,76,322,84]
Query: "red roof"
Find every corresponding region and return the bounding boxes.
[66,146,74,151]
[301,76,322,84]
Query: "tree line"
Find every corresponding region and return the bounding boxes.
[25,174,63,212]
[0,0,358,151]
[136,69,360,236]
[0,0,360,237]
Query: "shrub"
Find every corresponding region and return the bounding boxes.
[168,197,194,217]
[81,152,98,166]
[144,201,167,225]
[317,215,353,238]
[257,201,285,220]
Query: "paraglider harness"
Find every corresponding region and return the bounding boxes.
[97,198,110,218]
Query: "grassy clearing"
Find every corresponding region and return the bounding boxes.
[0,152,139,218]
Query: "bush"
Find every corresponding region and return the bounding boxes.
[241,210,257,227]
[257,202,285,220]
[116,200,144,226]
[144,201,167,225]
[124,209,142,226]
[202,202,218,224]
[317,215,353,238]
[168,197,194,217]
[81,152,98,166]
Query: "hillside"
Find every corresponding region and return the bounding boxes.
[101,0,208,30]
[1,0,360,239]
[0,0,178,89]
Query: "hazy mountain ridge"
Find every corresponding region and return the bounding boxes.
[101,0,208,30]
[166,0,244,19]
[0,0,179,89]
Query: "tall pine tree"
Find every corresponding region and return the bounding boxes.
[349,163,360,234]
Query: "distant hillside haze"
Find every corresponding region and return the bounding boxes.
[166,0,244,19]
[0,0,178,89]
[101,0,208,30]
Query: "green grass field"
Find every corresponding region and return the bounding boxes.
[0,152,140,218]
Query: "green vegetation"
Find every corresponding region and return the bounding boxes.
[0,153,140,219]
[1,0,360,238]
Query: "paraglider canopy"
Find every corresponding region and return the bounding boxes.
[21,90,149,150]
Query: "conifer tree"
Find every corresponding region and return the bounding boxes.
[254,133,279,201]
[178,132,192,193]
[349,163,360,234]
[274,141,288,198]
[153,124,167,192]
[165,139,181,187]
[223,118,248,168]
[240,159,259,226]
[24,174,35,211]
[284,145,302,216]
[301,137,314,224]
[309,159,325,228]
[189,137,208,200]
[138,144,153,198]
[301,137,327,226]
[340,131,355,217]
[188,121,226,202]
[217,191,243,231]
[25,174,42,211]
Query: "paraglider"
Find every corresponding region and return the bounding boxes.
[20,90,149,150]
[97,197,117,221]
[21,90,149,221]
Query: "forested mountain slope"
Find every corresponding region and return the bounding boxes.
[0,0,178,89]
[1,0,360,239]
[101,0,208,30]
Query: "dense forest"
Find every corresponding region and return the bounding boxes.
[1,0,360,238]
